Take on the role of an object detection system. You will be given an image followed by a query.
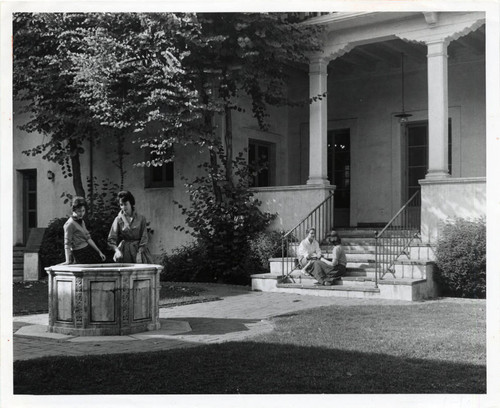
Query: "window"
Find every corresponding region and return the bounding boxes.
[144,150,174,188]
[248,139,276,187]
[406,119,452,202]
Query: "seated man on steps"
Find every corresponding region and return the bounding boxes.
[297,228,338,286]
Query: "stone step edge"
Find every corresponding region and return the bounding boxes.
[286,271,369,278]
[252,273,427,286]
[282,274,370,281]
[276,283,380,293]
[394,260,435,265]
[285,276,426,286]
[277,267,376,275]
[270,257,375,263]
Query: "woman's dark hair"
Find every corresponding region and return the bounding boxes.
[117,190,135,209]
[307,227,316,234]
[72,196,87,211]
[329,231,342,245]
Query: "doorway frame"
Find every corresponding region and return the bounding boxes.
[328,118,358,227]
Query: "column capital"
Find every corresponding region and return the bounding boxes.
[309,56,329,74]
[426,39,449,58]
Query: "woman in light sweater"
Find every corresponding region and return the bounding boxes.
[63,197,106,264]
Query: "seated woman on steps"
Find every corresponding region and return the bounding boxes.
[297,228,337,286]
[320,231,347,281]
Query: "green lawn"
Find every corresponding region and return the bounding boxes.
[14,299,486,394]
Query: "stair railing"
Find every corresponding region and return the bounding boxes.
[375,190,421,285]
[281,192,335,281]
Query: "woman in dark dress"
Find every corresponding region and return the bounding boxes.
[320,231,347,281]
[107,190,153,264]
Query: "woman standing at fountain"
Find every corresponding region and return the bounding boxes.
[108,190,153,264]
[63,197,107,264]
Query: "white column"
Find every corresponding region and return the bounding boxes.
[307,57,330,185]
[426,40,450,179]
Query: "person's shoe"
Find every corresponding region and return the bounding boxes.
[323,281,333,286]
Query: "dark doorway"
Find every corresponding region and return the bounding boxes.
[22,170,37,244]
[328,129,351,227]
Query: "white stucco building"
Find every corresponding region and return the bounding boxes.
[12,11,488,288]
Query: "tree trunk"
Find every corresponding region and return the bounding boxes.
[224,105,234,188]
[69,140,86,198]
[209,139,223,205]
[200,75,223,204]
[116,133,126,190]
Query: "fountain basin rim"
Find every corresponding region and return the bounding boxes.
[45,263,164,273]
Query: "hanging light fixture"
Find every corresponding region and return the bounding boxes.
[394,52,412,123]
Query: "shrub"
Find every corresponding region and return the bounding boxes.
[247,230,284,274]
[174,146,276,284]
[39,217,67,268]
[434,217,486,298]
[159,242,211,283]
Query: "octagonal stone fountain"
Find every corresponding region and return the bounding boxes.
[45,263,163,336]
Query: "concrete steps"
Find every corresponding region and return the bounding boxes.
[252,228,438,301]
[252,272,432,301]
[13,246,25,282]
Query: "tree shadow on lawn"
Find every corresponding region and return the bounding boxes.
[167,317,262,336]
[14,342,486,394]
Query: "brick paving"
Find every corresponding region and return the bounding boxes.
[13,284,407,361]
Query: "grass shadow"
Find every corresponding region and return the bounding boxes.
[167,317,262,336]
[14,341,486,394]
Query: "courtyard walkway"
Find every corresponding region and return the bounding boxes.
[13,283,406,361]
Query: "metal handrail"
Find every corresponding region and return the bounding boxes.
[283,192,335,239]
[281,192,335,281]
[376,191,419,237]
[374,190,421,286]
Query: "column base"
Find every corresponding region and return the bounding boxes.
[425,170,450,180]
[306,177,331,186]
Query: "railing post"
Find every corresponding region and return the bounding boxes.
[374,230,379,288]
[281,232,285,279]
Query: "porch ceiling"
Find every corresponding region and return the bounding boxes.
[327,25,485,77]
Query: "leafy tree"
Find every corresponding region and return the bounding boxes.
[14,14,93,197]
[66,12,323,186]
[67,13,202,161]
[13,13,132,197]
[14,12,323,192]
[179,12,324,198]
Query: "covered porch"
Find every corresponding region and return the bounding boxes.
[251,11,486,244]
